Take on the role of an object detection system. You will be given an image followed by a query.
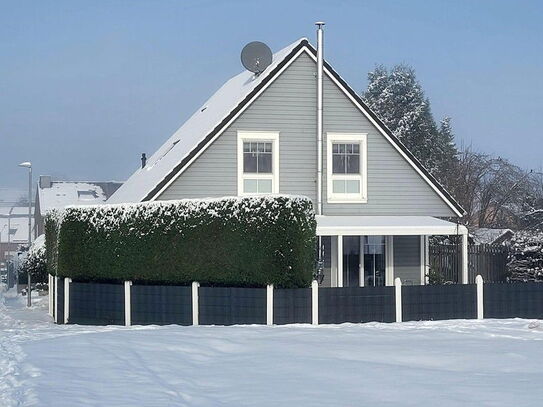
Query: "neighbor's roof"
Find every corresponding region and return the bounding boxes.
[107,37,464,216]
[38,181,122,215]
[471,228,514,245]
[108,38,306,204]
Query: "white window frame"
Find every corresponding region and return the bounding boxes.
[237,131,280,196]
[327,133,367,203]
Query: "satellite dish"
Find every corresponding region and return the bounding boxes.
[241,41,272,74]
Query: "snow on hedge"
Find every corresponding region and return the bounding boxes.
[45,195,316,287]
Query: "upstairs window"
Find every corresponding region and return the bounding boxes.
[238,132,279,195]
[327,133,367,202]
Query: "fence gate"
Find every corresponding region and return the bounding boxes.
[430,244,508,283]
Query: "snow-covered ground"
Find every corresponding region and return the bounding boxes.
[2,287,543,406]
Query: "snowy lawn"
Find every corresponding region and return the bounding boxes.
[2,288,543,406]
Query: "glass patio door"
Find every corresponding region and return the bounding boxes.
[363,236,386,286]
[342,236,361,287]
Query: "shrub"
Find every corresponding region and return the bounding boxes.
[45,196,316,288]
[19,234,47,284]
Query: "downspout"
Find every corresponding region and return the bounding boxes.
[316,22,325,216]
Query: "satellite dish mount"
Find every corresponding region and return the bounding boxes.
[241,41,272,75]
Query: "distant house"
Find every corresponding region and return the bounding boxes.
[0,206,35,265]
[108,36,469,286]
[34,176,122,237]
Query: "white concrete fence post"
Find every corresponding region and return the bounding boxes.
[476,274,484,320]
[266,284,274,326]
[192,281,200,326]
[311,280,319,325]
[394,277,402,323]
[48,274,53,316]
[64,277,71,324]
[54,276,59,323]
[124,281,132,327]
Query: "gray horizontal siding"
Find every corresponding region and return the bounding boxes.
[394,236,421,285]
[158,51,456,217]
[158,53,317,201]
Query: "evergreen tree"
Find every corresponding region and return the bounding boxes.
[363,65,457,182]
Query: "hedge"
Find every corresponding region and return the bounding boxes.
[45,195,316,288]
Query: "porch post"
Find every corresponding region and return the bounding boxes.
[337,235,343,287]
[461,231,469,284]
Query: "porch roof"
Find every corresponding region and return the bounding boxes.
[315,215,468,236]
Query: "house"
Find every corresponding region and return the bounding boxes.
[108,30,468,287]
[0,206,34,265]
[34,176,122,237]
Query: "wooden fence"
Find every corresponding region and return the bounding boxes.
[430,244,509,284]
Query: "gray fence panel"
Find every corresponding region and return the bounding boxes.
[69,282,124,325]
[199,287,267,325]
[318,287,395,324]
[131,285,192,325]
[273,288,312,325]
[484,283,543,319]
[57,278,64,324]
[402,284,477,321]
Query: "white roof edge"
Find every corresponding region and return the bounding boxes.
[315,215,467,236]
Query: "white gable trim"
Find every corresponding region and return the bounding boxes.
[149,46,312,201]
[302,52,463,217]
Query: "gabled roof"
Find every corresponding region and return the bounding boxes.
[37,181,122,215]
[108,38,464,216]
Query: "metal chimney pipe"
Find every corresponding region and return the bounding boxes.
[315,22,325,216]
[141,153,147,169]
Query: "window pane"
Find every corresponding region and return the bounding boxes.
[345,180,360,193]
[332,144,339,154]
[353,143,360,154]
[257,179,273,193]
[332,180,345,193]
[244,179,258,193]
[346,144,353,154]
[244,152,258,173]
[243,142,250,152]
[339,144,346,153]
[346,154,360,174]
[264,142,272,153]
[332,155,346,174]
[258,152,272,173]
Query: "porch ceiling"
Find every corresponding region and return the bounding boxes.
[316,215,468,236]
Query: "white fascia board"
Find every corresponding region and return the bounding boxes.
[148,47,313,202]
[316,225,464,236]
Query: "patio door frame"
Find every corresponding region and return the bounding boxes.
[334,235,394,287]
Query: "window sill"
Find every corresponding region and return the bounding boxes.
[327,197,368,204]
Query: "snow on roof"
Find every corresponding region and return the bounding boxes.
[0,217,33,244]
[38,181,119,215]
[108,38,307,204]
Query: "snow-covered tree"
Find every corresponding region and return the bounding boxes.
[508,229,543,282]
[19,234,47,284]
[363,65,458,182]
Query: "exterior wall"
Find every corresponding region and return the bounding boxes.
[393,236,421,285]
[158,51,456,217]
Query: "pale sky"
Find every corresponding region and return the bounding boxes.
[1,0,542,191]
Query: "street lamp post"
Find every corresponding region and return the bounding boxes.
[19,161,32,307]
